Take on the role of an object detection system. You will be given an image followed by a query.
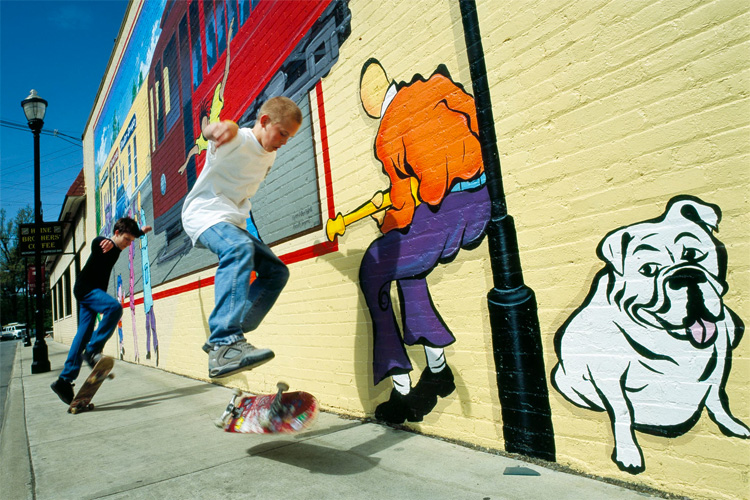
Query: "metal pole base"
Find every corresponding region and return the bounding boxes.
[31,339,51,373]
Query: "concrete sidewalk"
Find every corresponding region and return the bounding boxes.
[1,341,665,500]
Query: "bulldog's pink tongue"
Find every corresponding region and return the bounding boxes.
[688,318,716,345]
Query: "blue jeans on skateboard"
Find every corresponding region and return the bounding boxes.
[60,289,122,382]
[198,222,289,348]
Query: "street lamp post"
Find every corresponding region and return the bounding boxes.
[21,89,51,374]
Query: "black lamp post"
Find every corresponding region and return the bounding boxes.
[21,89,51,374]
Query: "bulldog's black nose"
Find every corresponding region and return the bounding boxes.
[667,268,706,290]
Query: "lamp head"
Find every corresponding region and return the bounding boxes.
[21,90,47,131]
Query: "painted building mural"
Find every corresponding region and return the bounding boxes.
[59,1,748,499]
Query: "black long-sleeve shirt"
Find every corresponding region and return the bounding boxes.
[73,237,122,300]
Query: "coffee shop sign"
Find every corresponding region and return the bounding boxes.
[19,223,64,256]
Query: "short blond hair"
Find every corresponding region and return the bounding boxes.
[259,96,302,125]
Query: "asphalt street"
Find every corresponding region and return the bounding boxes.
[0,339,19,433]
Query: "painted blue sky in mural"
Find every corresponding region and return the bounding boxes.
[0,0,129,221]
[94,0,167,178]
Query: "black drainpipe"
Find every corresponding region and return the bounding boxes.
[459,0,555,461]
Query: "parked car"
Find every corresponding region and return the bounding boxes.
[2,323,27,340]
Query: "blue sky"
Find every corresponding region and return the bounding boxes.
[0,0,129,222]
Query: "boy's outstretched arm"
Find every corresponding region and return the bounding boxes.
[202,120,238,147]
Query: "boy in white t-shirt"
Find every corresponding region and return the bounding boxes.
[181,97,302,378]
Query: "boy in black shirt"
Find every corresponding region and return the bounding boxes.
[51,217,151,404]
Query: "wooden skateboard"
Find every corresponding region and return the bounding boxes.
[216,382,318,434]
[68,356,115,414]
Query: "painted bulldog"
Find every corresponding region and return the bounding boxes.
[552,195,748,474]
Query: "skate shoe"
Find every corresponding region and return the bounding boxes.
[83,350,102,369]
[50,378,75,405]
[208,340,274,378]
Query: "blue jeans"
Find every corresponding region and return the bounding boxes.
[60,289,123,382]
[198,222,289,347]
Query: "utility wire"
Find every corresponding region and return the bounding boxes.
[0,120,82,143]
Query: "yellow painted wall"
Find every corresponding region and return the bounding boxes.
[61,1,750,499]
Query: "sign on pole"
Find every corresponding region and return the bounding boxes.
[28,265,46,294]
[18,222,65,256]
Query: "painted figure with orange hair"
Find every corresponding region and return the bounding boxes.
[358,60,491,424]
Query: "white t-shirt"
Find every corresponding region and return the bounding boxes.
[181,127,276,245]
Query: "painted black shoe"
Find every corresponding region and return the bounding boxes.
[408,365,456,417]
[208,340,275,378]
[374,388,422,424]
[50,378,74,405]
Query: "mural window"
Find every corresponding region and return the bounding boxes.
[216,0,227,57]
[178,15,193,115]
[133,140,138,185]
[204,0,217,73]
[149,87,156,150]
[250,96,321,244]
[63,268,72,317]
[189,0,203,90]
[163,67,171,116]
[128,144,132,177]
[163,34,181,133]
[238,0,250,25]
[154,60,165,143]
[226,0,237,38]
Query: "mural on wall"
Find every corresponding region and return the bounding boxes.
[334,60,491,424]
[92,0,351,300]
[147,0,351,266]
[552,195,748,474]
[136,192,158,364]
[116,275,125,359]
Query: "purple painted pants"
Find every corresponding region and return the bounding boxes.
[359,187,491,384]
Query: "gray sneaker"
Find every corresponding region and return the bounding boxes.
[208,340,274,378]
[83,350,102,370]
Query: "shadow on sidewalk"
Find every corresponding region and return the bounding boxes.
[245,422,413,475]
[90,383,214,411]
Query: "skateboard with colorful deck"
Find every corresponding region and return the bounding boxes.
[216,382,318,434]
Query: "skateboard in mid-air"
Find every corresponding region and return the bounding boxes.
[216,382,318,434]
[68,356,115,414]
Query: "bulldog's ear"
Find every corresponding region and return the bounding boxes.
[597,229,633,275]
[664,196,721,233]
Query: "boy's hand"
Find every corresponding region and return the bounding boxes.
[100,239,114,253]
[141,225,153,234]
[202,120,238,147]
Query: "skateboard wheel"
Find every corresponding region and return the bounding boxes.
[108,373,115,379]
[277,382,289,392]
[88,403,95,410]
[214,418,225,429]
[232,388,242,397]
[69,407,77,414]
